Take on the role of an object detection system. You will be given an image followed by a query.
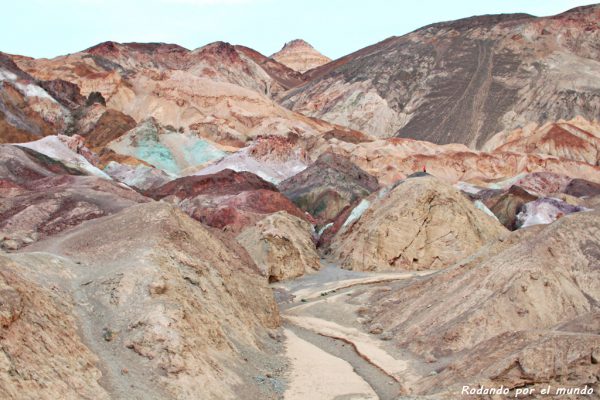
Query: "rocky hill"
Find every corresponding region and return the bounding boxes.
[282,5,600,148]
[271,39,331,73]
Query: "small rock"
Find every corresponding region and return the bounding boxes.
[148,279,167,295]
[268,330,282,341]
[380,331,393,341]
[425,354,437,363]
[2,239,20,251]
[121,368,129,375]
[102,328,115,342]
[369,323,383,335]
[592,349,599,364]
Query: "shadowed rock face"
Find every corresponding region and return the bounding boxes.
[565,178,600,197]
[488,185,538,230]
[283,6,600,148]
[80,108,137,149]
[278,152,379,223]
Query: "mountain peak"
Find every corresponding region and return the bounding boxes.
[271,39,330,73]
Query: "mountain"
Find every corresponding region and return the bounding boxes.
[9,41,339,148]
[2,5,600,399]
[271,39,331,73]
[282,5,600,148]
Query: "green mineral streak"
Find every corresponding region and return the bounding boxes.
[182,139,226,167]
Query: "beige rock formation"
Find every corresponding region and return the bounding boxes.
[331,175,508,271]
[271,39,331,73]
[237,211,320,282]
[25,201,281,399]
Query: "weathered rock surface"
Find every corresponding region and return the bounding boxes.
[365,210,600,397]
[18,135,108,178]
[315,136,600,186]
[12,41,335,147]
[0,252,110,400]
[103,161,173,191]
[0,54,70,143]
[79,107,137,150]
[196,134,309,183]
[271,39,331,73]
[331,175,507,271]
[279,152,379,223]
[25,201,282,399]
[0,174,148,249]
[237,211,320,282]
[107,118,227,176]
[0,144,83,185]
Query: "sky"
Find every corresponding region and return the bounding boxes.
[1,0,598,60]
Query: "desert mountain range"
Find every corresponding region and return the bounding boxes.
[1,4,599,400]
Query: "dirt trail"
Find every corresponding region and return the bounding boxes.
[275,263,435,400]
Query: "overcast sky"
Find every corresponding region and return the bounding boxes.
[2,0,597,59]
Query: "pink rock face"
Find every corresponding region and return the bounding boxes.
[150,168,278,200]
[511,172,573,196]
[0,174,149,250]
[196,134,310,183]
[486,119,600,165]
[317,136,600,187]
[270,39,331,73]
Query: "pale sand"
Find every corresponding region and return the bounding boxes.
[283,329,377,400]
[285,315,420,387]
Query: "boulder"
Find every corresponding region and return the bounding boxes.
[237,211,320,282]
